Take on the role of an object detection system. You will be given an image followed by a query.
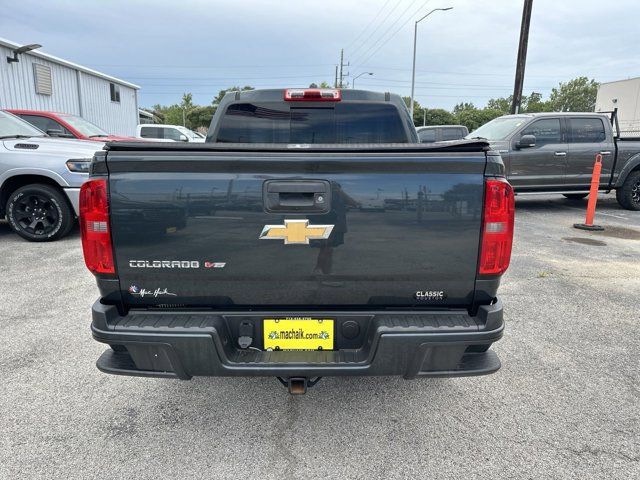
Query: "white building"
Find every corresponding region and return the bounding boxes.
[0,38,140,136]
[595,77,640,137]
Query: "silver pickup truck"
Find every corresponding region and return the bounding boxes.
[469,112,640,210]
[0,110,104,241]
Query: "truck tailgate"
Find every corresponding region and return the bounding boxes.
[105,146,487,308]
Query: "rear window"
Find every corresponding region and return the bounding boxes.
[568,118,606,143]
[140,126,163,139]
[442,128,463,141]
[215,102,408,143]
[418,129,436,142]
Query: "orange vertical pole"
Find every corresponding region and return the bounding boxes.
[574,154,604,231]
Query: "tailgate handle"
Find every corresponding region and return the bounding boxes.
[264,180,331,213]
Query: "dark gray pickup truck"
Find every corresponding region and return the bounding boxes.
[82,89,514,393]
[469,112,640,210]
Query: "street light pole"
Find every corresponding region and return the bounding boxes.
[410,7,453,120]
[352,72,373,89]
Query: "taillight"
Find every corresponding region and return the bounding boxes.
[284,88,341,102]
[479,178,515,276]
[80,179,115,275]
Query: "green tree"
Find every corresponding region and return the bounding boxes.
[456,107,503,132]
[419,108,457,126]
[452,102,476,116]
[162,106,185,126]
[486,96,511,114]
[486,93,551,114]
[181,93,194,110]
[187,105,216,129]
[549,77,599,112]
[523,92,551,113]
[308,81,332,88]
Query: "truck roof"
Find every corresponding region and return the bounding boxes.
[500,112,610,118]
[222,88,400,103]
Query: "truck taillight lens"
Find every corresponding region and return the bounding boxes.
[284,88,341,101]
[80,179,115,275]
[479,178,515,276]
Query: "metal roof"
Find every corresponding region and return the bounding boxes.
[0,37,140,90]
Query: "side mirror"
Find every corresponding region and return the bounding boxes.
[516,134,536,149]
[179,134,188,142]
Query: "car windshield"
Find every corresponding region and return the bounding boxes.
[177,126,201,139]
[60,114,109,137]
[468,117,529,141]
[0,111,45,138]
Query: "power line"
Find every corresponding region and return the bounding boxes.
[344,0,394,53]
[352,0,435,69]
[361,77,555,89]
[88,63,336,69]
[126,73,332,82]
[358,65,621,79]
[351,0,427,67]
[347,0,406,59]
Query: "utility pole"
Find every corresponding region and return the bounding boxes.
[511,0,534,114]
[334,65,338,88]
[338,49,349,88]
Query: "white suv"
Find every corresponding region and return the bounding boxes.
[136,124,205,143]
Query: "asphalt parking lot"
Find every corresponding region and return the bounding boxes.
[1,193,639,479]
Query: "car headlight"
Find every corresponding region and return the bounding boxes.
[66,159,92,173]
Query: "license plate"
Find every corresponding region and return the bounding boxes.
[263,318,334,351]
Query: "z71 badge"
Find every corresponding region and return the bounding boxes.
[415,291,445,301]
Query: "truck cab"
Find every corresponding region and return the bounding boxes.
[469,112,640,208]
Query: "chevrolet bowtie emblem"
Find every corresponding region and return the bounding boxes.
[259,219,334,245]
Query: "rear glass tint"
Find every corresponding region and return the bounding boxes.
[442,128,463,141]
[216,102,407,143]
[568,118,606,143]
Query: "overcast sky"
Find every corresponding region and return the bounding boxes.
[2,0,639,110]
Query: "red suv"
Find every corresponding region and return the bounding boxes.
[5,109,139,142]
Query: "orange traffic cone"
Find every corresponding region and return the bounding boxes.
[574,154,604,231]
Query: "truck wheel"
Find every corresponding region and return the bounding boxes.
[6,184,75,241]
[563,193,588,200]
[616,171,640,211]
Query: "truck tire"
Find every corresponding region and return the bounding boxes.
[6,184,75,241]
[563,193,588,200]
[616,171,640,211]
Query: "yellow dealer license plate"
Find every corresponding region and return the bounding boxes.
[263,318,334,351]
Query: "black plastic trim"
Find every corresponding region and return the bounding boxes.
[91,299,504,379]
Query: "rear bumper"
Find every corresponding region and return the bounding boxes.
[91,299,504,380]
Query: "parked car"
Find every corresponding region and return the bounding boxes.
[417,125,469,143]
[85,88,511,394]
[5,109,139,142]
[468,112,640,210]
[136,124,205,142]
[0,110,104,241]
